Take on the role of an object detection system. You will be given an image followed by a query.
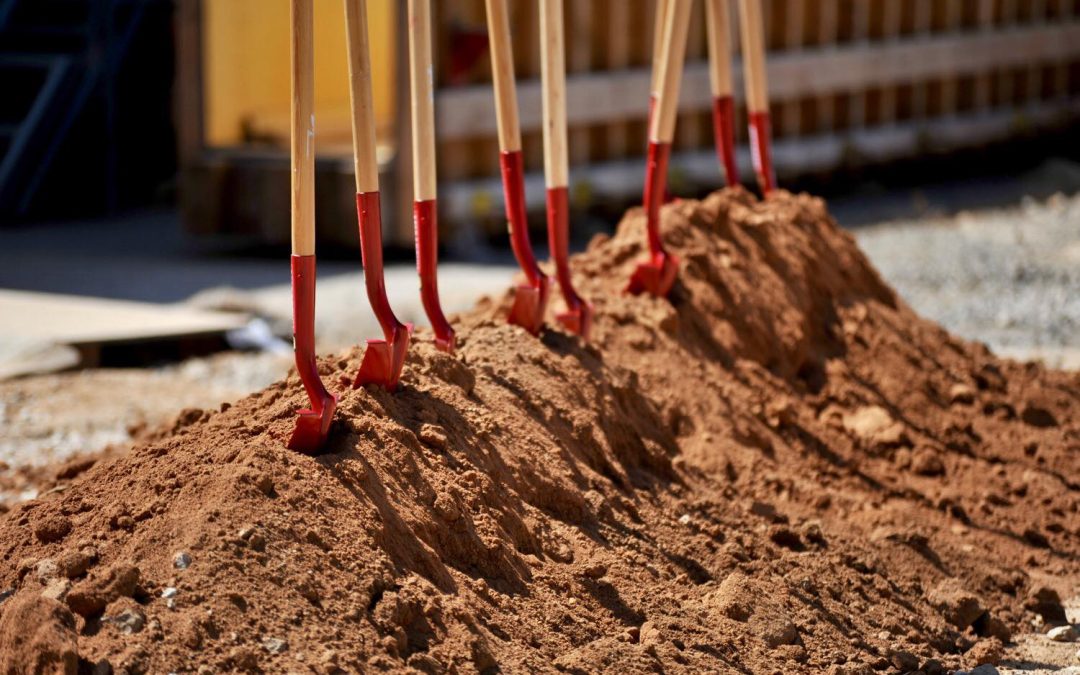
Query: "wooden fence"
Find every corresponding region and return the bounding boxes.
[178,0,1080,246]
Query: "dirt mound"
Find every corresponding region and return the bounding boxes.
[0,189,1077,673]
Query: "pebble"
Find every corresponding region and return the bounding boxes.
[40,578,71,601]
[161,587,178,599]
[1048,625,1077,642]
[173,552,192,570]
[262,636,288,654]
[110,608,146,634]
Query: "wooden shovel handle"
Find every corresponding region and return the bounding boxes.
[408,0,437,202]
[291,0,315,256]
[705,0,734,98]
[737,0,769,114]
[649,0,670,95]
[485,0,521,153]
[344,0,378,194]
[651,0,693,144]
[540,0,568,189]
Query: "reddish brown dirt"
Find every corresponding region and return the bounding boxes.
[0,188,1077,674]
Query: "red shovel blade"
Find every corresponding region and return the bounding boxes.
[287,254,338,454]
[546,186,593,339]
[556,301,593,340]
[627,140,678,298]
[712,95,739,187]
[508,279,550,335]
[500,150,550,335]
[627,251,679,297]
[414,199,456,353]
[354,192,412,390]
[354,322,413,390]
[749,110,776,194]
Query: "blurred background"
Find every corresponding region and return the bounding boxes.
[0,0,1078,478]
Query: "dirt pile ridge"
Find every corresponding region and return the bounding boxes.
[1,188,1077,674]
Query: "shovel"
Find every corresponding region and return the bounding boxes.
[485,0,550,335]
[345,0,412,389]
[287,0,337,453]
[409,0,456,353]
[706,0,739,186]
[737,0,775,193]
[540,0,592,338]
[627,0,691,298]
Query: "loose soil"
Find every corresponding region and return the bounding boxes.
[0,188,1077,674]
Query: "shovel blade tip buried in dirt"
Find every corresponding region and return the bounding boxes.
[353,323,413,390]
[508,278,551,335]
[287,394,338,454]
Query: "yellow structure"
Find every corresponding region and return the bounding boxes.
[203,0,396,152]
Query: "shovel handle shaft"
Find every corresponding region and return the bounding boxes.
[649,0,671,96]
[737,0,769,115]
[540,0,568,189]
[485,0,521,152]
[408,0,437,202]
[290,0,315,256]
[712,95,739,187]
[650,0,693,143]
[705,0,734,98]
[344,0,379,194]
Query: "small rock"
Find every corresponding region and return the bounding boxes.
[1025,586,1067,623]
[1048,625,1077,642]
[889,649,919,671]
[756,615,798,648]
[35,558,59,582]
[966,637,1004,666]
[639,621,664,648]
[911,448,945,476]
[55,546,98,579]
[33,514,73,544]
[247,532,267,552]
[921,658,944,675]
[109,607,146,634]
[418,424,447,450]
[582,561,607,579]
[949,383,976,405]
[432,493,460,523]
[928,580,985,629]
[677,513,691,525]
[161,587,178,599]
[41,579,71,602]
[262,636,288,654]
[842,406,908,451]
[173,552,192,570]
[969,665,1000,675]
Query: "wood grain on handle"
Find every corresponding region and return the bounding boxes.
[652,0,692,143]
[705,0,733,98]
[408,0,437,202]
[737,0,769,114]
[344,0,378,194]
[540,0,568,189]
[485,0,521,153]
[649,0,671,95]
[291,0,315,256]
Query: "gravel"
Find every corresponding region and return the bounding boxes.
[856,192,1080,370]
